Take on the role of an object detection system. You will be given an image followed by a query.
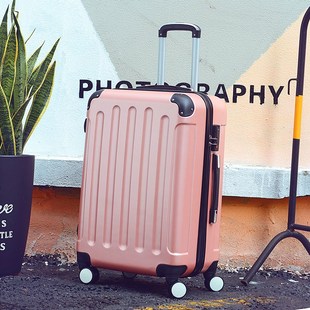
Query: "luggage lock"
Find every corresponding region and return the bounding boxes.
[209,125,220,151]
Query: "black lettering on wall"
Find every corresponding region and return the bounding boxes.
[215,84,229,102]
[250,85,265,104]
[79,79,293,105]
[197,83,210,94]
[96,79,112,91]
[269,85,284,105]
[79,79,93,98]
[115,80,133,88]
[232,84,246,103]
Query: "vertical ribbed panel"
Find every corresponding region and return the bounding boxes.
[118,107,137,250]
[102,106,121,247]
[152,116,170,254]
[135,108,153,252]
[87,111,104,245]
[85,104,174,254]
[168,124,196,254]
[81,94,203,262]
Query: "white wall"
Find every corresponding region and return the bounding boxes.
[0,0,119,159]
[1,0,309,197]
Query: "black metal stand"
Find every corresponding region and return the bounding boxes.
[241,230,310,285]
[242,7,310,286]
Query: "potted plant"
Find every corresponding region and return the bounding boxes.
[0,1,59,276]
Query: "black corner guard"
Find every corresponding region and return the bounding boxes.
[156,264,187,279]
[170,93,195,117]
[77,252,92,270]
[87,89,104,110]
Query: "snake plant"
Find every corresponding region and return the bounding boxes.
[0,1,59,155]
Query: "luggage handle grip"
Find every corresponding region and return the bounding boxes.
[209,154,220,224]
[157,23,201,91]
[158,23,201,38]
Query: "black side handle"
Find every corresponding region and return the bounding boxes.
[158,23,201,38]
[209,154,220,224]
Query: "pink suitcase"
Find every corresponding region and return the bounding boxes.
[77,23,226,298]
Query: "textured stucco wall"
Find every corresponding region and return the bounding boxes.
[80,0,310,167]
[221,196,310,272]
[26,187,310,272]
[0,0,310,195]
[2,2,307,271]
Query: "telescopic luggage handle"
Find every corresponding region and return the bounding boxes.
[157,23,201,91]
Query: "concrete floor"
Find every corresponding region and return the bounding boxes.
[0,255,309,310]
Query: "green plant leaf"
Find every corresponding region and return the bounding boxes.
[1,25,17,104]
[25,28,35,45]
[14,122,23,154]
[0,3,59,154]
[11,96,31,154]
[23,61,56,149]
[27,42,43,79]
[12,13,27,114]
[12,97,31,126]
[10,0,16,22]
[0,83,15,155]
[0,6,9,66]
[28,38,59,98]
[0,143,4,155]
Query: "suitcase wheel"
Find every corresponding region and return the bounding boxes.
[122,272,137,279]
[168,281,187,299]
[79,267,99,284]
[204,276,224,292]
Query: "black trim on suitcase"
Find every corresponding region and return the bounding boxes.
[87,89,105,110]
[203,261,219,282]
[188,93,214,277]
[77,252,92,270]
[156,265,187,279]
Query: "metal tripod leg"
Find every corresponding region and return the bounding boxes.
[241,230,310,285]
[241,6,310,287]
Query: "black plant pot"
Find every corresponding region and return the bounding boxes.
[0,155,35,276]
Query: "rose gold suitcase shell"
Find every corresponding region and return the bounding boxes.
[77,88,226,273]
[77,23,226,297]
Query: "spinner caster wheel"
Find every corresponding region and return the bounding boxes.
[205,276,224,292]
[79,267,99,284]
[122,272,137,279]
[168,281,187,299]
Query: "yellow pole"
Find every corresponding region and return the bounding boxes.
[293,95,303,140]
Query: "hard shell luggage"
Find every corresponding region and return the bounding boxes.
[77,23,227,298]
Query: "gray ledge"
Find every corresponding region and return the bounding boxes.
[34,157,83,188]
[34,158,310,199]
[223,164,310,198]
